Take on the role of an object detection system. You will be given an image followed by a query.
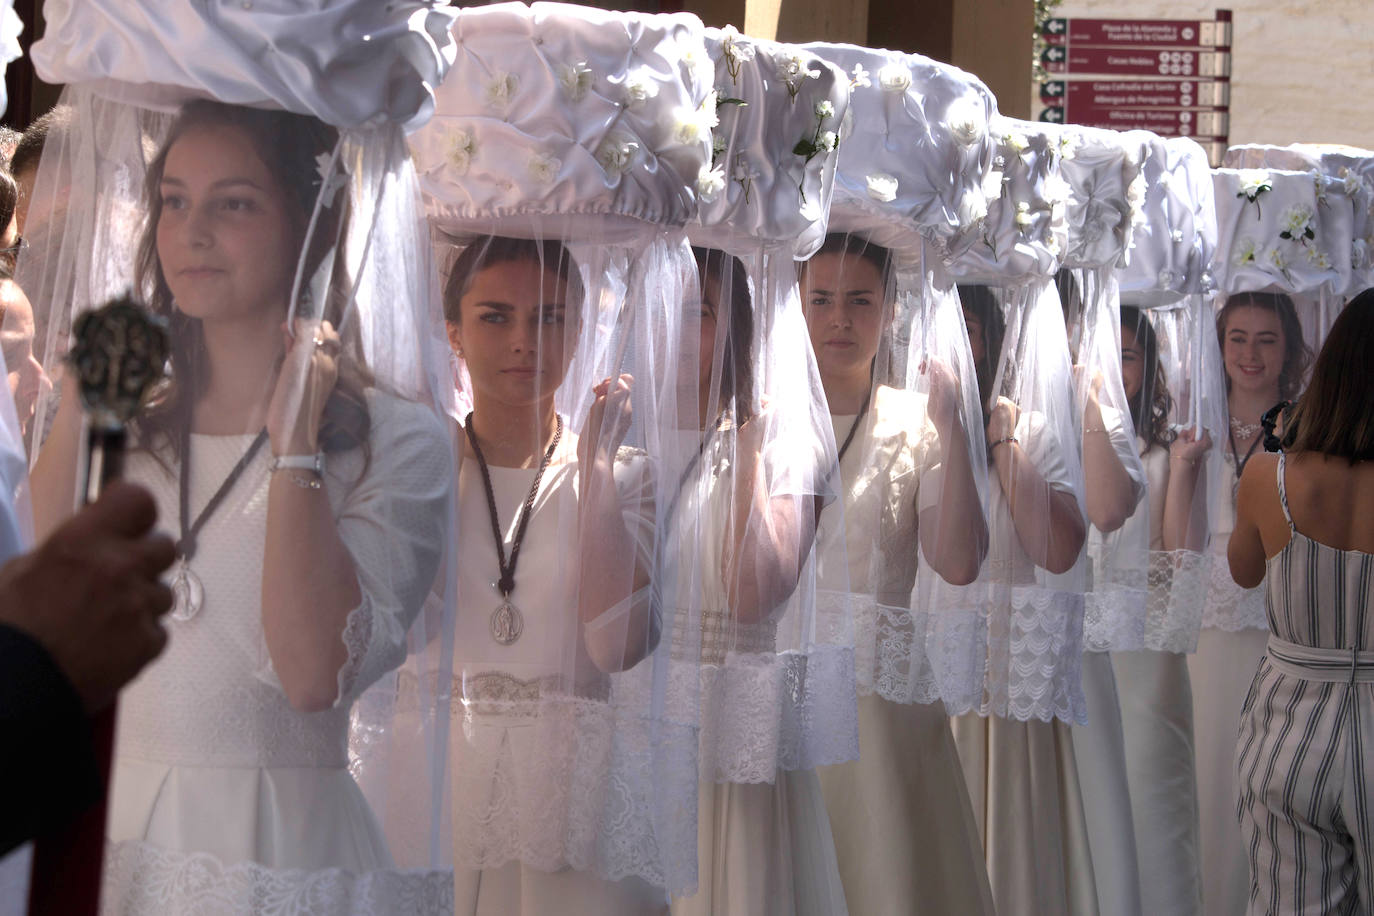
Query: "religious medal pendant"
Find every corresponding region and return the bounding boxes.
[170,558,205,622]
[491,590,523,645]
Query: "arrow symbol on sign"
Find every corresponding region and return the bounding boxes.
[1046,18,1066,34]
[1044,47,1066,63]
[1042,81,1065,97]
[1039,107,1065,124]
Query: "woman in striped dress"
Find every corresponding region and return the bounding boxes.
[1230,288,1374,915]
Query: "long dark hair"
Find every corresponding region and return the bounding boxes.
[1216,290,1313,401]
[958,284,1005,419]
[1283,288,1374,462]
[1121,305,1174,452]
[691,246,755,426]
[133,100,371,459]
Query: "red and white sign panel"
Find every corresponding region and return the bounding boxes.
[1043,46,1230,78]
[1041,79,1230,110]
[1042,17,1231,49]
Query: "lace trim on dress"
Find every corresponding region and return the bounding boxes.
[1200,541,1268,632]
[101,840,454,916]
[850,598,986,715]
[982,586,1087,724]
[1142,548,1208,653]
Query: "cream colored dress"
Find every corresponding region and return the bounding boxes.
[1188,458,1268,916]
[451,432,669,916]
[667,428,848,916]
[1111,442,1203,915]
[950,409,1100,916]
[814,387,995,916]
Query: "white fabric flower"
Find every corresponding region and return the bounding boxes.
[696,164,727,203]
[527,151,560,185]
[773,50,821,96]
[817,130,837,152]
[444,127,477,177]
[712,133,727,160]
[1280,204,1315,240]
[622,69,659,110]
[732,154,759,183]
[1041,173,1073,215]
[1354,237,1370,269]
[1233,237,1260,267]
[1341,168,1364,199]
[1014,200,1034,229]
[1267,247,1288,271]
[876,63,911,94]
[721,25,756,73]
[815,100,835,120]
[1157,171,1173,190]
[484,71,519,111]
[595,132,641,178]
[1236,169,1271,198]
[866,173,898,203]
[673,99,719,146]
[850,63,871,89]
[957,191,988,227]
[945,96,985,147]
[679,38,715,90]
[1002,131,1029,154]
[1305,246,1332,269]
[557,61,594,103]
[981,169,1005,202]
[1127,173,1148,226]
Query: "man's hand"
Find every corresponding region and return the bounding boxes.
[0,481,175,713]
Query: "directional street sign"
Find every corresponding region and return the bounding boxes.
[1040,79,1230,110]
[1044,46,1230,78]
[1042,17,1231,49]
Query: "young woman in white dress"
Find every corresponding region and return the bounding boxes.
[1111,304,1204,914]
[800,234,995,916]
[29,100,453,911]
[952,283,1099,916]
[442,235,667,915]
[667,246,846,916]
[1170,289,1312,915]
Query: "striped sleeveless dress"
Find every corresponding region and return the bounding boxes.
[1236,453,1374,915]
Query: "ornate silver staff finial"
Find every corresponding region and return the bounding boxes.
[69,294,169,505]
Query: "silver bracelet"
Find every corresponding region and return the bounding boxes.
[285,471,324,490]
[269,452,325,476]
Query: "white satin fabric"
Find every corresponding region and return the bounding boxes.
[804,42,998,266]
[1212,167,1356,298]
[1039,123,1149,272]
[1222,142,1374,297]
[31,0,455,128]
[410,2,714,242]
[692,32,846,258]
[1119,135,1218,304]
[946,119,1070,286]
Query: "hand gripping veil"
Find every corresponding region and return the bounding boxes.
[17,0,463,912]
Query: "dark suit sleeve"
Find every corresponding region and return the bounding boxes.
[0,623,101,856]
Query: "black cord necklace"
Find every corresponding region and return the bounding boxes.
[170,425,270,622]
[463,412,563,646]
[814,376,875,524]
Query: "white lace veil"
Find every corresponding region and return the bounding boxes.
[1042,124,1152,655]
[803,42,997,713]
[13,2,461,911]
[947,120,1089,724]
[668,30,859,790]
[1118,135,1224,653]
[408,2,715,894]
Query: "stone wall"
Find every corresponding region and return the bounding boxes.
[1052,0,1374,148]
